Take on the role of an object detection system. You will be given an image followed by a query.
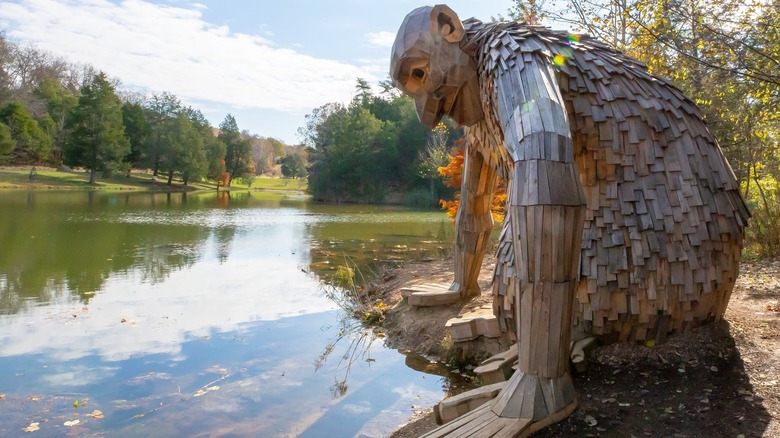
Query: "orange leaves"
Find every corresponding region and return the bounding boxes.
[437,144,507,223]
[218,171,231,187]
[437,146,464,190]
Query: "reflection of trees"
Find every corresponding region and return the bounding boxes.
[314,314,378,399]
[135,242,202,285]
[304,216,450,285]
[214,225,237,264]
[0,192,211,315]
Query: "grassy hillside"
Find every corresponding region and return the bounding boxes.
[0,167,307,193]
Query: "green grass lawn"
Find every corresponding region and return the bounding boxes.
[0,167,307,193]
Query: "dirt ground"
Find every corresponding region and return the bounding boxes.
[377,256,780,437]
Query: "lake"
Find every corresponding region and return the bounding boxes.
[0,190,457,437]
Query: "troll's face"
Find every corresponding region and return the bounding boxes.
[390,5,483,128]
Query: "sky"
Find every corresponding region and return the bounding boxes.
[0,0,515,144]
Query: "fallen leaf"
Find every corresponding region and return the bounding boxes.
[585,415,597,426]
[73,400,79,408]
[193,389,207,397]
[86,410,104,419]
[23,423,40,432]
[64,420,80,427]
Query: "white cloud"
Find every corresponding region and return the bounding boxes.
[365,31,396,48]
[0,0,374,113]
[358,57,390,76]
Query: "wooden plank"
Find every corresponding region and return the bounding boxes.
[422,403,493,437]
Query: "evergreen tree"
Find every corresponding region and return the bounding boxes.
[121,102,149,168]
[64,72,128,184]
[218,114,252,184]
[0,122,14,163]
[0,101,51,165]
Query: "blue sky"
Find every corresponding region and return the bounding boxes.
[0,0,514,144]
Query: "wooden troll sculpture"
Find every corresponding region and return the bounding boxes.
[390,4,748,436]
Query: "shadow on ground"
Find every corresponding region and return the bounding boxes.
[537,321,770,437]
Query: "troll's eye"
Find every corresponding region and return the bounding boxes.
[412,68,425,80]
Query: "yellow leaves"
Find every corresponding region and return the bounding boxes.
[73,399,79,408]
[23,423,40,433]
[86,410,104,419]
[193,386,220,397]
[208,365,228,374]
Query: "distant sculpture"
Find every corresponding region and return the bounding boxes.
[391,4,748,436]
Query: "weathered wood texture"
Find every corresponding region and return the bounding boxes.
[461,19,749,344]
[390,5,748,435]
[400,283,461,306]
[452,145,500,299]
[445,305,502,342]
[474,344,519,384]
[435,382,506,425]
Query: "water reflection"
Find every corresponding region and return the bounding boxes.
[0,190,453,436]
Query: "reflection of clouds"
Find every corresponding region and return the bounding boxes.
[391,383,441,400]
[40,365,120,388]
[0,227,338,363]
[342,401,372,415]
[359,383,443,437]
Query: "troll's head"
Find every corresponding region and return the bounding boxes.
[390,4,483,127]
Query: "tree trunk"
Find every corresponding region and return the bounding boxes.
[89,168,96,185]
[167,169,174,185]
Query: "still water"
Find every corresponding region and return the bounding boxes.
[0,190,455,437]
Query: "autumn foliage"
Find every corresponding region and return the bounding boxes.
[218,171,231,187]
[437,140,507,223]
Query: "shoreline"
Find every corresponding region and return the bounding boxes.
[0,166,308,195]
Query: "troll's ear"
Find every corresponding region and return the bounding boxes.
[430,4,464,43]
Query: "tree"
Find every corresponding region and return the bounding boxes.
[0,122,13,163]
[144,91,181,175]
[280,153,306,179]
[0,100,50,165]
[64,72,128,184]
[218,114,253,184]
[301,80,436,203]
[34,76,77,165]
[121,102,149,168]
[179,106,214,185]
[204,136,227,180]
[157,113,206,185]
[437,142,507,223]
[530,0,780,254]
[416,122,451,204]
